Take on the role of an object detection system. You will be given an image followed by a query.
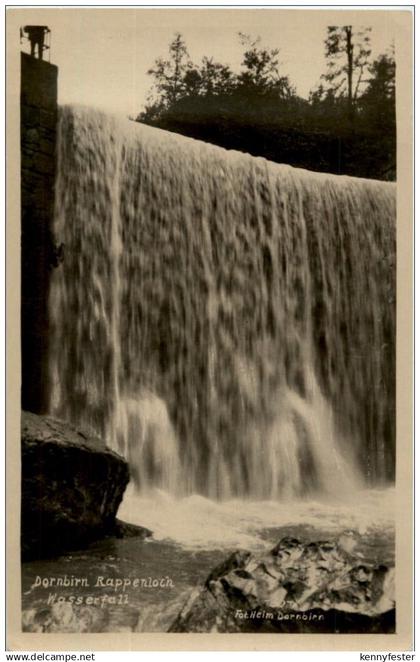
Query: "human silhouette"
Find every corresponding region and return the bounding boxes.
[22,26,50,60]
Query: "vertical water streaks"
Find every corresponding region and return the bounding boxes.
[49,105,396,499]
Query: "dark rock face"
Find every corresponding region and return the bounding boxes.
[21,411,130,560]
[170,536,395,633]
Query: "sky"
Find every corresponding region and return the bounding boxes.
[11,8,399,117]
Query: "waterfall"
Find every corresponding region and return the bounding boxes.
[48,105,396,500]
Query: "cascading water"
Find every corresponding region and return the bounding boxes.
[48,105,396,501]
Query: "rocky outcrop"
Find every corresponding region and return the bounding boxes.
[170,536,395,633]
[106,518,152,540]
[21,411,132,560]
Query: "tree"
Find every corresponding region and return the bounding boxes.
[360,50,395,123]
[182,56,236,98]
[237,33,295,99]
[198,57,235,96]
[308,83,341,128]
[146,33,192,108]
[322,26,372,120]
[371,47,395,97]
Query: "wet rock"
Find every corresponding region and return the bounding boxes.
[107,518,152,540]
[22,602,109,633]
[21,601,140,633]
[21,411,130,560]
[170,536,395,633]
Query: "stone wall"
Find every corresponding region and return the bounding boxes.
[21,52,58,413]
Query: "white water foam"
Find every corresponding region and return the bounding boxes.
[118,486,395,551]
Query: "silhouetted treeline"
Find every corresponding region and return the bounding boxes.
[136,31,396,181]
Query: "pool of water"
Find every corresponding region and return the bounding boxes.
[22,487,395,633]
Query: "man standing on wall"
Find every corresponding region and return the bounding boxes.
[21,25,50,59]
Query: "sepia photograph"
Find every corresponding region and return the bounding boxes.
[5,5,413,651]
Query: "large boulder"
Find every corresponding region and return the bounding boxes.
[170,536,395,633]
[21,411,131,560]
